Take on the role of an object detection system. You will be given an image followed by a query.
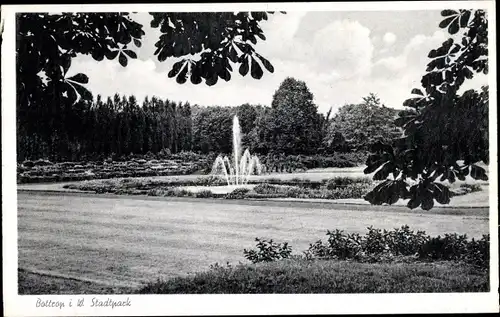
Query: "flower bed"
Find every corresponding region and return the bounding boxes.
[17,154,212,184]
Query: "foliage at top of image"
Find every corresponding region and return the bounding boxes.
[150,12,278,85]
[364,9,489,210]
[17,13,144,107]
[17,12,279,108]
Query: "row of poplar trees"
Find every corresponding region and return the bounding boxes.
[17,93,193,162]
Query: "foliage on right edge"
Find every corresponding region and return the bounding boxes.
[364,9,489,210]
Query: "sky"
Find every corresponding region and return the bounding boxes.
[69,10,488,114]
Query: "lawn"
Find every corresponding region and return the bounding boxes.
[18,259,489,295]
[19,259,488,294]
[18,269,134,295]
[138,258,489,294]
[18,191,489,292]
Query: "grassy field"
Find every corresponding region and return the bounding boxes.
[138,259,489,294]
[19,259,488,294]
[18,269,134,295]
[18,191,489,291]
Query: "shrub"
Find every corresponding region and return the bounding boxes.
[323,177,371,189]
[194,190,213,198]
[303,226,489,269]
[164,188,192,197]
[225,188,251,199]
[418,233,469,261]
[384,225,428,256]
[195,176,226,186]
[147,189,166,196]
[363,226,389,254]
[164,188,179,196]
[285,186,303,198]
[321,183,372,199]
[22,160,35,168]
[254,183,281,195]
[243,238,292,263]
[313,230,363,260]
[460,183,482,193]
[463,235,490,268]
[158,148,172,158]
[33,159,53,166]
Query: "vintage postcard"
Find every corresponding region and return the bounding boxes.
[1,1,498,316]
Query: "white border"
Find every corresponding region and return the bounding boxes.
[2,2,498,316]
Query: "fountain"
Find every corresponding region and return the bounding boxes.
[211,116,264,186]
[176,115,264,195]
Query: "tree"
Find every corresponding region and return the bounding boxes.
[150,12,277,85]
[264,77,323,155]
[364,9,489,210]
[192,106,235,154]
[17,12,278,108]
[324,93,402,151]
[16,12,279,161]
[248,107,273,154]
[236,103,262,147]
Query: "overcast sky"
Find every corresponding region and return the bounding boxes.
[70,11,488,114]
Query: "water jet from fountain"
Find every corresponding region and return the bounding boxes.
[211,116,264,186]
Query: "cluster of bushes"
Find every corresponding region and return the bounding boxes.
[224,188,251,199]
[137,225,489,294]
[261,152,368,173]
[225,177,372,200]
[244,226,489,269]
[243,238,293,263]
[17,152,214,184]
[452,183,483,196]
[249,180,372,200]
[64,176,374,201]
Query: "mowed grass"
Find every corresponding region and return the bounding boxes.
[18,269,134,295]
[138,259,489,294]
[17,191,489,291]
[19,259,488,294]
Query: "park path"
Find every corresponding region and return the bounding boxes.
[17,191,489,288]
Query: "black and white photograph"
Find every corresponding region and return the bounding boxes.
[1,1,498,315]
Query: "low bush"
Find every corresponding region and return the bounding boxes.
[450,183,483,197]
[33,159,54,166]
[323,176,371,189]
[164,188,192,197]
[22,160,34,168]
[252,182,372,200]
[147,189,166,196]
[225,188,251,199]
[254,183,282,195]
[194,190,214,198]
[303,226,489,269]
[243,238,293,263]
[194,176,226,186]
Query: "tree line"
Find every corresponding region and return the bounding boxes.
[17,94,193,162]
[17,77,402,162]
